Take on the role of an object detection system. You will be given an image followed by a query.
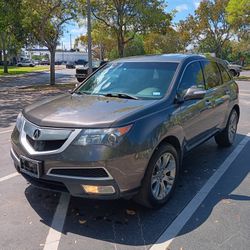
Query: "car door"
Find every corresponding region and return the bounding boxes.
[217,62,233,125]
[201,60,228,130]
[176,61,208,149]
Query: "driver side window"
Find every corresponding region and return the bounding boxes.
[179,61,205,93]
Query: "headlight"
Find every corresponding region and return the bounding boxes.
[16,112,24,132]
[73,124,132,147]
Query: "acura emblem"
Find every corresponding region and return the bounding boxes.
[33,129,41,139]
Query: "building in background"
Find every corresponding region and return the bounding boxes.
[26,48,88,63]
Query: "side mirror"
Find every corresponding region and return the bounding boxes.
[184,87,206,101]
[176,86,206,103]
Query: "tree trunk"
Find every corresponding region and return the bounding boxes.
[1,33,8,73]
[117,36,125,58]
[49,48,56,85]
[0,50,2,64]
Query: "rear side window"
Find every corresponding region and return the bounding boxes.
[202,61,222,89]
[179,61,204,92]
[217,63,232,83]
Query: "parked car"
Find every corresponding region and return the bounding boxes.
[223,60,242,77]
[16,60,35,67]
[11,54,239,208]
[40,60,50,65]
[66,59,88,69]
[75,60,107,82]
[66,61,76,69]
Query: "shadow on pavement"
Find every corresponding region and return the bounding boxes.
[24,134,248,248]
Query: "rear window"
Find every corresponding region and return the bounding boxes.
[202,61,222,89]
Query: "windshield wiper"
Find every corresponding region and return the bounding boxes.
[103,92,139,100]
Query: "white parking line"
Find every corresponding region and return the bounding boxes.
[150,133,250,250]
[0,172,20,182]
[43,193,70,250]
[0,129,13,135]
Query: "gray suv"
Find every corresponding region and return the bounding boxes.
[11,54,239,208]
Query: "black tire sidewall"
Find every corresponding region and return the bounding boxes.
[139,144,180,208]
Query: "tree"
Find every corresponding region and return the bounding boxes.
[226,0,250,40]
[75,21,116,60]
[0,0,24,73]
[144,28,183,54]
[22,0,77,85]
[84,0,172,58]
[179,0,232,57]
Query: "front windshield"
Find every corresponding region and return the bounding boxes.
[75,62,178,100]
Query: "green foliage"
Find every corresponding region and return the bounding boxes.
[22,0,78,84]
[124,35,145,57]
[0,0,25,72]
[87,0,172,57]
[226,0,250,40]
[178,0,232,58]
[144,28,183,54]
[22,0,78,50]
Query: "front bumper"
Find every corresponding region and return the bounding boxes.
[10,147,139,199]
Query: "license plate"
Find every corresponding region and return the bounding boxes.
[20,156,43,178]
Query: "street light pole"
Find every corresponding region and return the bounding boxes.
[87,0,92,74]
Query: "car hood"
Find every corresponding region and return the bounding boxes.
[23,94,156,128]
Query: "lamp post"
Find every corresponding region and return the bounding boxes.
[87,0,92,74]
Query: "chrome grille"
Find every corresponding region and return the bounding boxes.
[20,118,81,155]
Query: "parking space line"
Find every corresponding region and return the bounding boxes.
[150,133,250,250]
[43,193,70,250]
[0,129,13,134]
[0,172,20,182]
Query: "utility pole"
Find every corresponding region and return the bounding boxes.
[87,0,92,74]
[70,34,72,50]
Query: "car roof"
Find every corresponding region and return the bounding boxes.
[113,53,206,63]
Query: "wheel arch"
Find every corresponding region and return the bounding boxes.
[233,104,240,119]
[155,135,183,165]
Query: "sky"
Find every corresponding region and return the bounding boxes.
[61,0,202,50]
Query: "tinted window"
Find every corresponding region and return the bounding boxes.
[179,61,204,92]
[202,61,222,89]
[218,63,231,83]
[76,62,178,99]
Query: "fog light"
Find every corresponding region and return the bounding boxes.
[82,185,115,194]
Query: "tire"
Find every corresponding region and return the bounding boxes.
[229,69,237,77]
[236,72,240,77]
[134,143,180,208]
[77,78,84,83]
[215,109,239,147]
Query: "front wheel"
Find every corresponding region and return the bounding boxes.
[229,69,237,77]
[134,143,179,208]
[215,109,239,147]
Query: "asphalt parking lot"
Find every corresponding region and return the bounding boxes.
[0,77,249,250]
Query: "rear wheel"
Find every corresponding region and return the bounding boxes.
[215,109,238,147]
[134,143,179,208]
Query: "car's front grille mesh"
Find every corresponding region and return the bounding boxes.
[49,168,109,178]
[26,135,66,151]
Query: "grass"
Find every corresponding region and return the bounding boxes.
[234,75,250,81]
[243,65,250,70]
[0,65,50,76]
